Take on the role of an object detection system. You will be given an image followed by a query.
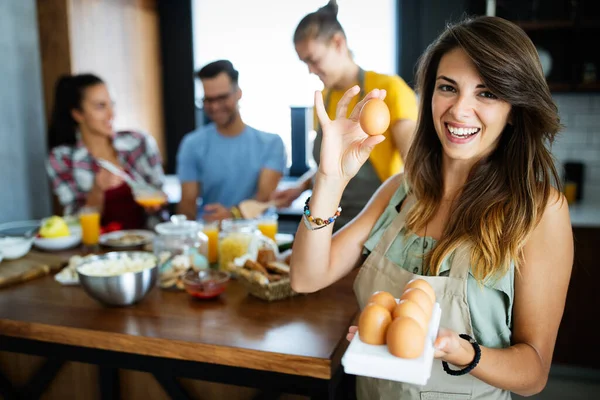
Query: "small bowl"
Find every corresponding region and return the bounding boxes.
[0,236,34,260]
[76,251,158,306]
[183,269,230,299]
[134,187,167,208]
[0,220,38,260]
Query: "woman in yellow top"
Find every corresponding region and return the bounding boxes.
[271,0,418,228]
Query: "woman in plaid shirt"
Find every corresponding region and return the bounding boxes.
[46,74,165,229]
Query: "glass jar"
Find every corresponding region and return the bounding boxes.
[153,215,209,290]
[218,218,258,271]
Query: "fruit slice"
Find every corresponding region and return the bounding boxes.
[40,216,70,238]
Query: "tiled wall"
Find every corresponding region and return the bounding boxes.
[551,94,600,204]
[0,0,51,223]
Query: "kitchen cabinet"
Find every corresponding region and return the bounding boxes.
[553,227,600,368]
[468,0,600,92]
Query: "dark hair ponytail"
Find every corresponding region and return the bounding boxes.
[293,0,345,44]
[47,73,104,148]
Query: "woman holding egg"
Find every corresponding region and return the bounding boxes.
[290,15,573,400]
[270,0,418,229]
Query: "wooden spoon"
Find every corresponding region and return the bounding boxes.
[238,199,280,219]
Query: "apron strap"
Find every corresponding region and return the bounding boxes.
[448,243,472,280]
[371,190,416,257]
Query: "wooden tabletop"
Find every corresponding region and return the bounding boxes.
[0,251,359,380]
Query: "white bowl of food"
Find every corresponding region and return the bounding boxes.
[34,216,82,251]
[76,251,158,306]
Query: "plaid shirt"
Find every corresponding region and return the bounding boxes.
[46,130,165,215]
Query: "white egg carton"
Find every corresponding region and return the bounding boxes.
[341,302,442,386]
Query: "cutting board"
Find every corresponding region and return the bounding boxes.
[0,251,67,288]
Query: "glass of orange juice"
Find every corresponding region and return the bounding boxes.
[200,220,220,265]
[79,206,101,249]
[257,211,278,241]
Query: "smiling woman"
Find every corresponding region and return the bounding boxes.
[289,15,573,400]
[45,74,166,229]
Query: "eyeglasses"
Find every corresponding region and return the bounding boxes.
[202,90,235,105]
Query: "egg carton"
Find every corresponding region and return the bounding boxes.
[341,302,442,386]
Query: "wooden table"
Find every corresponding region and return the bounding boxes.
[0,251,360,399]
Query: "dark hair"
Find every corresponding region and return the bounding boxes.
[47,73,104,148]
[404,16,561,282]
[196,60,239,86]
[293,0,345,44]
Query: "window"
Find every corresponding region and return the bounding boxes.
[192,0,397,170]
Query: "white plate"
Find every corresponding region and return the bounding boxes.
[99,230,155,248]
[342,302,442,386]
[34,233,81,251]
[275,233,294,246]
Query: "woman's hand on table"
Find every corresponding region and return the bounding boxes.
[315,86,387,182]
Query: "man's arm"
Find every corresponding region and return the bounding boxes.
[255,168,283,202]
[177,181,200,220]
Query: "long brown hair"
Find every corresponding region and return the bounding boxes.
[404,16,562,282]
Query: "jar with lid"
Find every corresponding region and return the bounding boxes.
[153,215,209,290]
[218,218,258,272]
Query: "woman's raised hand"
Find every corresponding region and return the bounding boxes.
[315,86,387,182]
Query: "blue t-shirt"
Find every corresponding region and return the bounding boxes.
[176,124,287,211]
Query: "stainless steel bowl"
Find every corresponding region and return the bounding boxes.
[76,251,158,306]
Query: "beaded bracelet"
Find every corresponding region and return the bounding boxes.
[442,334,481,376]
[302,196,342,230]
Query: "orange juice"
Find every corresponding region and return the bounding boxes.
[79,208,100,246]
[257,220,278,241]
[202,223,219,264]
[564,181,577,205]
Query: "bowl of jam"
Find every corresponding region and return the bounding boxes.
[182,269,230,299]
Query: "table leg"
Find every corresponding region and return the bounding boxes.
[21,359,65,400]
[0,367,18,400]
[153,372,194,400]
[98,366,121,400]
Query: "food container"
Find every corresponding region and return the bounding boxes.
[153,215,209,290]
[182,269,230,299]
[341,301,442,386]
[218,219,258,272]
[236,272,297,302]
[76,251,158,306]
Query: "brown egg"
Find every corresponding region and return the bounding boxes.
[404,279,436,304]
[358,303,392,345]
[368,291,397,313]
[392,300,429,331]
[387,316,426,358]
[400,288,433,319]
[359,98,390,136]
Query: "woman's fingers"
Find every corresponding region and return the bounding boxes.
[348,326,358,333]
[348,89,387,121]
[335,85,360,119]
[314,90,331,128]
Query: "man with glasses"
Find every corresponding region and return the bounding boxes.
[176,60,287,222]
